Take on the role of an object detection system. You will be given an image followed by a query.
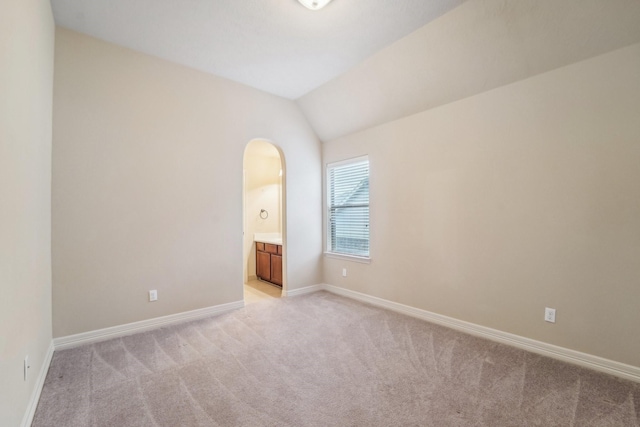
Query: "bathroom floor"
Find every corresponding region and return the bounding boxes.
[244,279,282,304]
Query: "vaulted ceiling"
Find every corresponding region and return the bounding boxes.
[297,0,640,140]
[51,0,466,100]
[51,0,640,141]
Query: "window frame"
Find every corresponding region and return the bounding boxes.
[325,155,371,262]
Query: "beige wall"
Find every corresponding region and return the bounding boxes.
[0,0,54,425]
[243,140,282,281]
[323,44,640,367]
[52,28,322,337]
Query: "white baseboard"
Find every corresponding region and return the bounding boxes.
[44,285,640,383]
[53,300,244,350]
[321,284,640,383]
[284,284,324,297]
[21,341,54,427]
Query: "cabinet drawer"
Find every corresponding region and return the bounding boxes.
[277,245,282,255]
[256,242,265,251]
[265,243,278,254]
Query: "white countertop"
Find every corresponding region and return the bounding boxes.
[254,233,282,245]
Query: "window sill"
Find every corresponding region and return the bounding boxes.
[324,252,371,264]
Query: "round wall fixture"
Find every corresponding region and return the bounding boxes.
[297,0,333,11]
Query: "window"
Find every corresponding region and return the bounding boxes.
[327,156,369,258]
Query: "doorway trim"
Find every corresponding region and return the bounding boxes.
[242,139,287,295]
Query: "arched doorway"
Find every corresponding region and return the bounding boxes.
[242,139,286,303]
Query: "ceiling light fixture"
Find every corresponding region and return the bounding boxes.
[297,0,333,11]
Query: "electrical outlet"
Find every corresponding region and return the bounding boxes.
[149,290,158,302]
[342,268,347,277]
[24,356,30,381]
[544,307,556,323]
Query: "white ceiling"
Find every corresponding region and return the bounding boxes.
[50,0,467,100]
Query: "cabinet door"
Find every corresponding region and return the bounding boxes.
[256,250,271,281]
[270,254,282,286]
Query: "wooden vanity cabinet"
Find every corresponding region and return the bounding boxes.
[256,242,282,287]
[270,253,282,286]
[256,249,271,282]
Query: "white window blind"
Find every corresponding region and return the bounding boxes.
[327,157,369,257]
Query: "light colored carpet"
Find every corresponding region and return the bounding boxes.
[33,291,640,426]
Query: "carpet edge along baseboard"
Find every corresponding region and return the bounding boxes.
[50,285,640,384]
[52,300,245,350]
[321,283,640,384]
